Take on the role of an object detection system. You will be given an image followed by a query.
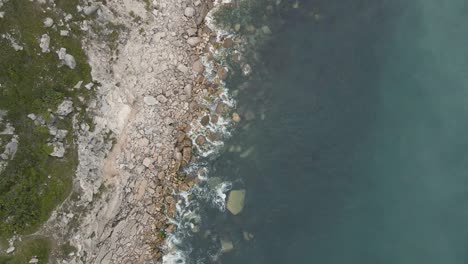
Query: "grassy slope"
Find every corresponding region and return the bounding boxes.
[0,0,90,261]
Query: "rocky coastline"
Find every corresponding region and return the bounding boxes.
[37,0,249,263]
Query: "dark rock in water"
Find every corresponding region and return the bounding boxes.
[195,135,206,145]
[201,115,210,126]
[210,114,219,124]
[223,38,234,48]
[207,131,221,142]
[215,102,226,114]
[217,67,228,80]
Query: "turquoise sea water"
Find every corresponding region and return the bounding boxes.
[179,1,468,263]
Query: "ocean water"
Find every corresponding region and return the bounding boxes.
[172,0,468,263]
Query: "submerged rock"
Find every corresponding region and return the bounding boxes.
[220,238,234,253]
[226,189,246,215]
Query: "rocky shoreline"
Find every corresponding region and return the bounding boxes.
[37,0,246,263]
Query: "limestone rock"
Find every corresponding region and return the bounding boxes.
[226,189,246,215]
[184,7,195,17]
[49,142,65,158]
[143,157,152,167]
[43,17,53,27]
[83,5,99,15]
[64,54,76,69]
[6,246,14,254]
[144,96,157,106]
[39,34,50,53]
[192,60,204,74]
[56,100,73,116]
[187,37,201,46]
[177,64,188,73]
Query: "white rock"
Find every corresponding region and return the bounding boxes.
[83,5,99,15]
[49,142,65,158]
[43,17,54,27]
[64,54,76,69]
[27,113,37,120]
[56,100,73,116]
[187,37,201,46]
[57,48,67,60]
[177,64,188,73]
[142,157,152,167]
[39,34,50,53]
[143,96,157,106]
[29,257,39,264]
[226,189,246,215]
[85,82,93,90]
[6,246,14,254]
[184,7,195,17]
[0,12,5,19]
[156,94,167,103]
[60,30,69,36]
[74,80,83,89]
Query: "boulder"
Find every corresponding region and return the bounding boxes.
[232,112,241,122]
[144,96,157,106]
[200,115,209,126]
[43,17,53,27]
[56,100,73,116]
[83,5,99,15]
[195,135,206,145]
[143,157,152,168]
[64,54,76,69]
[226,189,246,215]
[49,142,65,158]
[192,60,204,74]
[187,37,201,46]
[39,34,50,53]
[6,246,14,254]
[184,7,195,17]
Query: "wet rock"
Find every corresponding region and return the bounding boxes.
[192,60,204,74]
[217,67,228,80]
[56,100,73,116]
[232,112,241,122]
[43,17,53,27]
[200,115,209,126]
[223,38,234,48]
[49,142,65,158]
[210,114,219,124]
[195,135,206,145]
[184,7,195,17]
[226,189,246,215]
[39,34,50,53]
[215,102,226,114]
[243,231,254,241]
[187,37,201,46]
[220,238,234,253]
[261,25,272,34]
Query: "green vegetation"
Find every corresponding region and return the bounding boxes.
[0,0,91,241]
[0,238,51,264]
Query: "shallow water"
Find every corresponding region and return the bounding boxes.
[178,0,468,263]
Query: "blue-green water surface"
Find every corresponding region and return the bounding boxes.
[183,1,468,263]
